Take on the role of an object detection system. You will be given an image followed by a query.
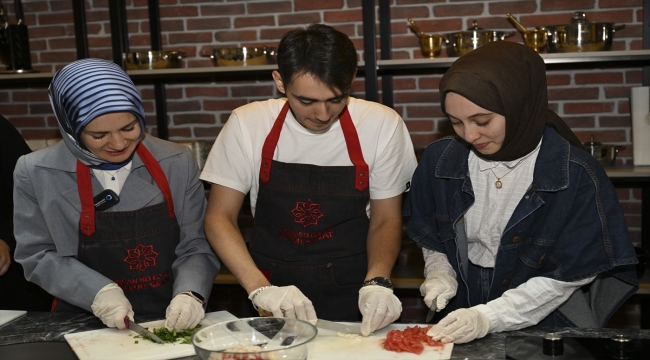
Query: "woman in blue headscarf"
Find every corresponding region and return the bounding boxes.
[13,59,220,331]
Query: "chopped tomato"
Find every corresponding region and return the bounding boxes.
[383,325,444,355]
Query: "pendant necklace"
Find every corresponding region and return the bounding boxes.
[489,153,533,189]
[105,170,119,181]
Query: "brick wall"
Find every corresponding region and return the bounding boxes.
[0,0,645,323]
[1,0,644,242]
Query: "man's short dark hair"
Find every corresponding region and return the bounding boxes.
[277,23,358,94]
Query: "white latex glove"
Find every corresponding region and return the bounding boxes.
[358,285,402,336]
[249,285,318,325]
[164,292,205,331]
[91,283,134,330]
[427,308,492,344]
[420,272,458,311]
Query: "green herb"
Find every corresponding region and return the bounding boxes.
[140,325,202,344]
[134,341,139,344]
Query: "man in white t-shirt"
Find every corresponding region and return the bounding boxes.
[200,24,417,336]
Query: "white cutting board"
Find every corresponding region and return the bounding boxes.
[0,310,27,326]
[66,312,453,360]
[64,311,238,360]
[310,323,453,360]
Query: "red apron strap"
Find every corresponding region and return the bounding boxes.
[77,160,96,236]
[136,144,175,219]
[339,107,369,191]
[260,101,290,183]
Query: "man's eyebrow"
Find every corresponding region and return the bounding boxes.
[292,92,348,102]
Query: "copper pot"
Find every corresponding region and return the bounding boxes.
[200,47,277,66]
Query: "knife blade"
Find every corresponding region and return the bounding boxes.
[315,319,360,334]
[125,317,164,344]
[425,299,437,323]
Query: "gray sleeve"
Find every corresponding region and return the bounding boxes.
[170,148,221,304]
[13,156,111,311]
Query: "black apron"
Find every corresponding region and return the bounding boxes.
[53,144,179,316]
[250,102,370,321]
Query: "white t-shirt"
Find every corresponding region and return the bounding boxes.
[200,97,417,216]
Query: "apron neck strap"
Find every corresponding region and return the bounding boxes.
[135,144,175,219]
[260,102,290,183]
[77,143,176,236]
[259,102,369,191]
[338,107,369,191]
[77,160,96,236]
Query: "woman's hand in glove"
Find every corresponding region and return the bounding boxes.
[91,283,134,329]
[358,285,402,336]
[427,308,492,344]
[249,285,318,325]
[164,292,205,331]
[420,272,458,311]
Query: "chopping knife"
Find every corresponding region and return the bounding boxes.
[425,298,437,323]
[315,319,360,335]
[124,316,164,344]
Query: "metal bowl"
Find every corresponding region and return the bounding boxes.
[445,20,515,57]
[545,12,624,53]
[201,47,277,67]
[123,51,184,70]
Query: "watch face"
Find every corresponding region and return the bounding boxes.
[367,277,393,289]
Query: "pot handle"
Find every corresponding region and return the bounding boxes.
[199,49,213,57]
[613,24,626,32]
[501,31,516,40]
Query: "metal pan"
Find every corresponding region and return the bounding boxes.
[200,47,277,66]
[122,51,184,70]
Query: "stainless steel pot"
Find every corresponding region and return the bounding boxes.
[200,47,277,66]
[122,51,184,70]
[545,12,625,53]
[583,136,625,167]
[445,20,515,57]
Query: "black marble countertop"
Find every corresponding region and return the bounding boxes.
[1,312,650,359]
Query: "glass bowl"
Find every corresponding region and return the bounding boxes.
[192,317,318,360]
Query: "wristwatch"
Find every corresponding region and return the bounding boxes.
[363,276,394,290]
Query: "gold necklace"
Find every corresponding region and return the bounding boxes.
[489,154,533,189]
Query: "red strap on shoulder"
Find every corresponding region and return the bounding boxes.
[339,107,369,191]
[77,160,96,236]
[136,144,175,219]
[260,102,290,183]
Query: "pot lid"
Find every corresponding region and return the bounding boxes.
[570,12,592,24]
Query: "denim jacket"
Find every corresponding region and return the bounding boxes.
[405,127,639,328]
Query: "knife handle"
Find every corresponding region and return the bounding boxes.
[124,316,130,329]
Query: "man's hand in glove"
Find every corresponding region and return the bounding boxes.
[427,307,492,344]
[165,292,205,331]
[91,283,134,329]
[249,285,318,325]
[420,272,457,311]
[358,285,402,336]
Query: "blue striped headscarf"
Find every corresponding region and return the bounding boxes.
[48,58,146,170]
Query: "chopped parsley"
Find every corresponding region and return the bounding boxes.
[139,325,202,344]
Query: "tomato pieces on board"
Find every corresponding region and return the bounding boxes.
[383,325,444,355]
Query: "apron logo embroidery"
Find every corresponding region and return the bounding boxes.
[291,198,324,227]
[123,243,160,272]
[278,227,334,244]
